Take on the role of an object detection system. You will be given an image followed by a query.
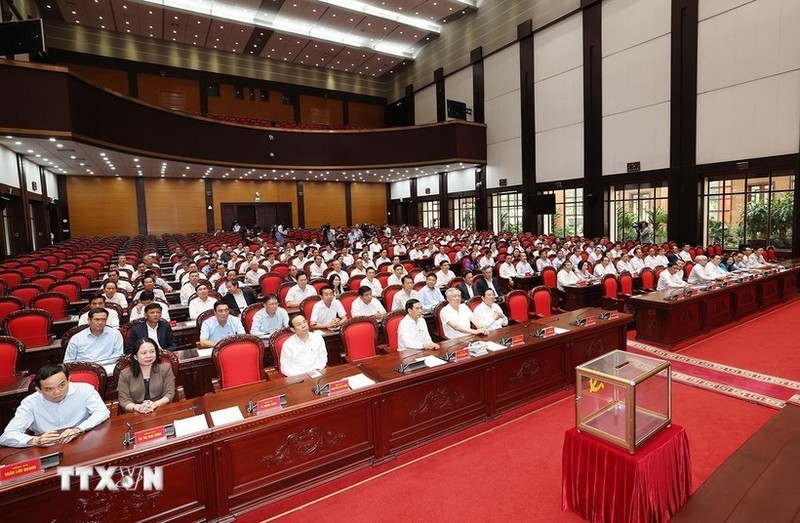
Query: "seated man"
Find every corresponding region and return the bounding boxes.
[476,266,503,300]
[386,263,406,287]
[129,290,171,322]
[361,267,383,297]
[616,253,635,274]
[418,273,445,313]
[308,254,327,279]
[310,286,347,330]
[222,279,258,314]
[0,364,110,448]
[687,255,723,285]
[471,289,508,331]
[179,270,202,305]
[458,271,478,302]
[285,273,318,308]
[188,283,215,320]
[78,295,120,329]
[397,299,440,351]
[439,288,488,339]
[350,286,387,319]
[64,307,124,364]
[133,276,168,303]
[125,303,177,354]
[657,262,690,291]
[435,261,456,288]
[199,301,245,348]
[499,256,517,284]
[515,252,535,277]
[392,275,420,311]
[593,257,617,278]
[280,315,327,377]
[250,294,290,339]
[105,269,133,294]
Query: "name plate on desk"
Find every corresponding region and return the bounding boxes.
[256,396,284,414]
[598,311,618,320]
[510,334,524,346]
[454,348,470,362]
[327,379,350,396]
[0,458,41,483]
[584,317,595,325]
[533,326,555,337]
[134,426,167,447]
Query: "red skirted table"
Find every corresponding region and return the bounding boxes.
[562,425,691,523]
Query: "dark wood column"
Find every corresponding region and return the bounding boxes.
[471,47,484,124]
[37,166,52,245]
[56,175,70,241]
[344,182,353,225]
[297,181,305,227]
[435,67,446,123]
[518,20,537,233]
[409,177,419,226]
[15,154,32,252]
[438,172,449,228]
[582,0,604,238]
[669,0,700,246]
[204,179,214,232]
[135,177,147,234]
[475,166,488,230]
[406,84,415,125]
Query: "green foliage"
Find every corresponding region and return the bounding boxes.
[646,206,668,244]
[616,207,637,241]
[708,219,740,247]
[499,211,521,233]
[769,192,794,239]
[745,199,769,239]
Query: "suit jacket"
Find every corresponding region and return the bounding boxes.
[221,288,257,314]
[125,320,178,355]
[458,282,478,302]
[116,362,176,410]
[476,277,503,298]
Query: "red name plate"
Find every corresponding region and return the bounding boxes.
[690,289,700,295]
[0,458,41,482]
[327,379,350,396]
[510,335,524,346]
[578,280,588,287]
[584,317,595,325]
[256,396,283,414]
[607,311,619,319]
[134,426,167,446]
[543,326,555,336]
[454,348,470,362]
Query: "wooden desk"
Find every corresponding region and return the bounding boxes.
[0,375,32,433]
[562,282,603,310]
[511,275,541,290]
[0,309,631,521]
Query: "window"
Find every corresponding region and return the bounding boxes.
[449,197,475,230]
[419,200,439,228]
[703,170,794,251]
[608,183,669,243]
[542,188,584,237]
[490,192,522,232]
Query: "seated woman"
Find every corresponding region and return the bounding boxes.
[328,273,344,298]
[556,260,581,291]
[117,337,175,414]
[575,260,595,281]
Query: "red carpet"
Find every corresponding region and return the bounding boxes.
[237,384,773,522]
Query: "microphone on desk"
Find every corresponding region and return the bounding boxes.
[569,308,596,327]
[245,381,303,413]
[394,350,429,373]
[122,405,198,446]
[312,363,363,395]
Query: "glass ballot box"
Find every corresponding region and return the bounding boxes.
[575,350,671,453]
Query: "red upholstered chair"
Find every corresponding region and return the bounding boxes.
[0,336,25,380]
[713,244,722,256]
[267,327,294,375]
[413,281,425,291]
[30,292,71,320]
[601,274,624,312]
[63,361,108,400]
[529,286,560,318]
[277,282,293,307]
[466,296,482,311]
[195,309,215,330]
[654,266,665,282]
[271,263,289,278]
[639,267,655,292]
[340,316,379,362]
[382,284,401,311]
[30,259,49,273]
[338,290,359,319]
[258,272,283,296]
[694,247,703,258]
[382,309,406,353]
[504,290,530,324]
[618,272,635,297]
[61,324,90,351]
[46,267,69,280]
[29,274,57,290]
[402,261,415,273]
[348,274,365,291]
[376,272,391,288]
[16,264,39,280]
[0,296,25,325]
[431,301,448,341]
[65,273,91,289]
[0,270,25,289]
[9,283,45,307]
[211,334,267,391]
[309,278,329,294]
[682,261,694,280]
[540,266,557,289]
[47,280,83,302]
[1,309,54,348]
[766,246,776,261]
[241,303,263,333]
[300,295,322,322]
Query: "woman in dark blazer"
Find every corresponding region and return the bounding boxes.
[117,337,175,414]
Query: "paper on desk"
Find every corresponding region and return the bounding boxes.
[553,327,569,334]
[486,341,509,352]
[415,355,447,368]
[210,406,244,427]
[173,414,209,437]
[196,348,213,358]
[346,373,376,390]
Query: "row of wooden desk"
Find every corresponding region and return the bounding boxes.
[0,308,631,522]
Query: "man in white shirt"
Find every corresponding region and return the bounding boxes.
[387,264,406,286]
[593,257,617,278]
[133,277,168,303]
[433,250,450,267]
[291,250,308,270]
[515,252,534,277]
[708,254,728,278]
[179,270,202,305]
[129,291,171,322]
[472,289,508,331]
[552,251,567,271]
[439,288,488,339]
[105,269,133,294]
[499,257,517,284]
[308,254,327,279]
[285,273,318,308]
[244,261,267,285]
[408,243,424,260]
[616,253,635,273]
[350,259,367,276]
[280,315,327,377]
[687,255,723,285]
[375,249,392,267]
[351,286,387,319]
[328,260,349,288]
[392,275,420,311]
[629,248,646,273]
[657,263,690,291]
[535,251,552,273]
[435,261,456,288]
[78,295,120,329]
[250,294,290,339]
[189,283,216,320]
[397,299,440,351]
[310,286,347,330]
[679,244,694,263]
[361,267,383,297]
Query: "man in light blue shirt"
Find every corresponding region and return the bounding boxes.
[0,364,110,448]
[418,273,445,313]
[250,293,290,339]
[64,308,124,364]
[199,301,245,347]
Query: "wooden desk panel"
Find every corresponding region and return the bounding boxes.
[563,284,603,311]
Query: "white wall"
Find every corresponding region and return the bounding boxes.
[445,67,474,122]
[416,174,440,196]
[22,158,41,195]
[602,0,671,175]
[534,13,585,182]
[390,180,411,200]
[45,171,59,199]
[696,0,800,164]
[485,44,522,189]
[414,85,437,125]
[0,145,20,189]
[447,168,476,193]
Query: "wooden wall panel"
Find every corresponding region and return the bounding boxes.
[303,182,347,227]
[66,177,138,237]
[145,178,207,234]
[206,86,295,121]
[137,74,201,113]
[350,183,388,225]
[299,95,344,126]
[212,180,297,229]
[68,64,129,95]
[349,101,385,128]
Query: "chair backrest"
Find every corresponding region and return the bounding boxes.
[619,272,634,295]
[0,336,25,379]
[505,290,530,324]
[65,273,91,289]
[1,308,54,348]
[63,361,108,399]
[212,334,266,389]
[432,301,448,339]
[376,272,390,288]
[338,290,359,318]
[300,295,322,321]
[602,274,618,299]
[654,265,665,282]
[29,292,70,320]
[0,296,25,325]
[340,317,378,362]
[259,272,284,296]
[530,286,553,317]
[195,308,216,330]
[271,263,289,277]
[639,267,655,291]
[309,278,329,294]
[683,261,694,280]
[382,284,401,311]
[29,274,58,290]
[47,280,83,302]
[466,296,482,311]
[540,266,557,288]
[268,327,294,374]
[241,303,264,333]
[277,282,294,306]
[15,264,39,279]
[9,283,45,307]
[382,309,406,353]
[0,270,25,288]
[348,274,365,291]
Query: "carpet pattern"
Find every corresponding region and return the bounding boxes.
[628,340,800,409]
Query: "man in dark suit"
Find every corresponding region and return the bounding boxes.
[458,271,478,302]
[475,266,504,302]
[125,303,177,355]
[222,279,258,314]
